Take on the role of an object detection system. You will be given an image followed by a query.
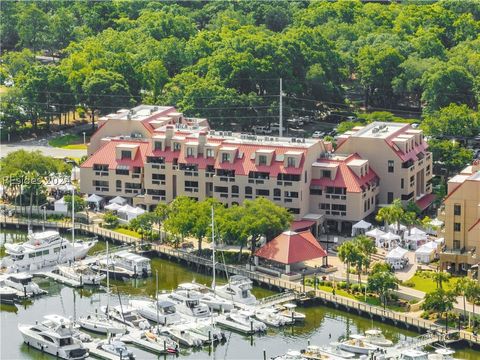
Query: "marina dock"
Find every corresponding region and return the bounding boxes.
[35,271,83,287]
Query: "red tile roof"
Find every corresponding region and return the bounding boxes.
[81,140,149,169]
[291,220,316,232]
[415,193,436,211]
[310,154,378,193]
[255,230,327,265]
[468,218,480,232]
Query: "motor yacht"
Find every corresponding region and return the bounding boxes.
[160,290,211,318]
[96,339,135,360]
[91,258,135,280]
[277,303,306,323]
[176,317,225,343]
[301,345,347,360]
[227,309,267,332]
[4,273,45,296]
[18,322,89,359]
[102,305,150,330]
[112,251,151,277]
[272,350,306,360]
[338,335,379,355]
[57,264,105,286]
[41,314,92,343]
[129,299,182,325]
[428,348,456,360]
[317,344,355,359]
[215,275,257,306]
[398,349,429,360]
[2,231,96,273]
[177,282,234,312]
[0,286,16,304]
[77,312,126,335]
[359,329,393,347]
[255,308,289,327]
[143,330,179,353]
[158,326,204,347]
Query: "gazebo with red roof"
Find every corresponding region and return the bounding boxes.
[254,230,328,274]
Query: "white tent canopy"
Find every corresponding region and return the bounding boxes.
[404,228,428,250]
[105,202,122,211]
[386,246,409,270]
[426,218,444,235]
[86,194,104,210]
[118,205,146,221]
[430,218,444,227]
[415,242,438,264]
[365,228,386,243]
[109,196,127,205]
[388,223,407,234]
[54,197,68,214]
[379,232,401,249]
[351,220,373,236]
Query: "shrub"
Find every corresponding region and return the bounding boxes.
[403,281,416,288]
[337,281,347,289]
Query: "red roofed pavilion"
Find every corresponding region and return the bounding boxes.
[254,230,327,274]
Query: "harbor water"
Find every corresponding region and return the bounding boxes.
[1,229,478,360]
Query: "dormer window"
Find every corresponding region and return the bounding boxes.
[258,155,267,166]
[206,148,214,158]
[187,147,194,157]
[173,142,181,151]
[121,150,131,160]
[287,157,295,167]
[154,141,162,151]
[221,153,230,163]
[321,170,331,178]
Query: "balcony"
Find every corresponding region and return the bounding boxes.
[184,187,199,193]
[95,187,109,192]
[95,171,109,177]
[184,171,198,177]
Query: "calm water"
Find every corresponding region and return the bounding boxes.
[1,229,478,360]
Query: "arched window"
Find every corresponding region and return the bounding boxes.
[231,185,239,194]
[245,186,252,195]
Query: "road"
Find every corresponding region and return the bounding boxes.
[1,137,87,159]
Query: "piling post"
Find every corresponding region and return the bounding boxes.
[263,350,266,360]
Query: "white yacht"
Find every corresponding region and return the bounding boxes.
[91,258,136,280]
[18,322,89,359]
[360,329,393,347]
[277,303,306,322]
[302,345,347,360]
[102,305,150,330]
[160,290,211,318]
[255,308,289,327]
[41,314,92,343]
[159,326,204,347]
[4,273,45,296]
[399,349,429,360]
[215,275,257,305]
[317,344,355,359]
[175,317,225,343]
[2,231,96,273]
[96,339,135,360]
[57,264,105,286]
[272,350,306,360]
[112,251,151,277]
[338,335,378,355]
[227,309,267,332]
[77,312,126,335]
[129,299,182,325]
[0,286,16,304]
[177,282,234,312]
[428,348,456,360]
[143,330,179,353]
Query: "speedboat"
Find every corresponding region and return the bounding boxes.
[255,308,289,327]
[143,330,178,353]
[215,275,257,305]
[361,329,393,347]
[317,344,355,359]
[77,312,126,334]
[302,345,346,359]
[42,314,92,343]
[160,290,211,318]
[112,251,151,277]
[2,231,96,272]
[129,299,182,325]
[176,317,225,343]
[428,348,456,360]
[338,335,378,355]
[0,286,16,304]
[4,273,45,296]
[272,350,306,360]
[399,349,429,360]
[277,303,306,323]
[102,305,150,330]
[18,322,89,359]
[177,282,234,312]
[57,264,105,286]
[160,326,204,347]
[227,309,267,332]
[97,339,135,359]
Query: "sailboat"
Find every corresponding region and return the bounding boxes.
[78,242,126,335]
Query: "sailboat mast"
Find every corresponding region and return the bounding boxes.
[106,241,110,316]
[71,186,75,261]
[211,206,215,293]
[156,269,159,330]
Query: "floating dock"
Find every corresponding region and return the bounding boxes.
[35,271,83,288]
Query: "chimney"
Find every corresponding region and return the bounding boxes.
[165,125,174,148]
[198,131,207,155]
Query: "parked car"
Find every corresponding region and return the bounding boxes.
[252,126,272,135]
[312,131,325,138]
[286,118,304,128]
[270,124,286,133]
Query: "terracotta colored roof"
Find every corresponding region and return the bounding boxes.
[291,220,316,231]
[415,193,436,211]
[255,230,327,265]
[310,154,378,193]
[213,143,307,177]
[468,218,480,232]
[81,140,149,169]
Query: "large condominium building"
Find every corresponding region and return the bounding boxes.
[336,122,434,209]
[439,161,480,274]
[80,105,430,235]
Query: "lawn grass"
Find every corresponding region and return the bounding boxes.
[113,227,142,239]
[49,134,88,149]
[407,273,460,293]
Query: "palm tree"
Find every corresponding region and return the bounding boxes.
[375,198,404,232]
[432,270,451,289]
[466,281,480,326]
[354,235,377,285]
[402,211,419,236]
[338,241,359,289]
[422,288,456,332]
[455,278,476,322]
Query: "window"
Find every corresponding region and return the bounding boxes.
[284,191,298,198]
[116,180,121,188]
[288,208,300,214]
[231,185,239,194]
[185,181,198,188]
[388,160,394,173]
[453,240,461,250]
[310,188,322,195]
[332,204,346,211]
[116,168,129,175]
[277,173,300,181]
[256,189,270,196]
[454,223,461,232]
[274,188,281,197]
[121,150,131,160]
[304,171,307,183]
[173,142,181,151]
[214,186,228,193]
[152,174,165,180]
[322,170,331,178]
[221,153,230,163]
[320,203,330,210]
[387,192,394,204]
[245,186,252,195]
[154,141,162,151]
[287,157,295,167]
[258,155,267,166]
[206,148,214,158]
[187,147,194,157]
[400,178,404,189]
[454,204,461,216]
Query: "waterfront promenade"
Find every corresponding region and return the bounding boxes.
[2,216,480,346]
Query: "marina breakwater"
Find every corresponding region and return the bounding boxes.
[3,216,480,349]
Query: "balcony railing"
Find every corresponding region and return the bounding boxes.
[95,171,109,177]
